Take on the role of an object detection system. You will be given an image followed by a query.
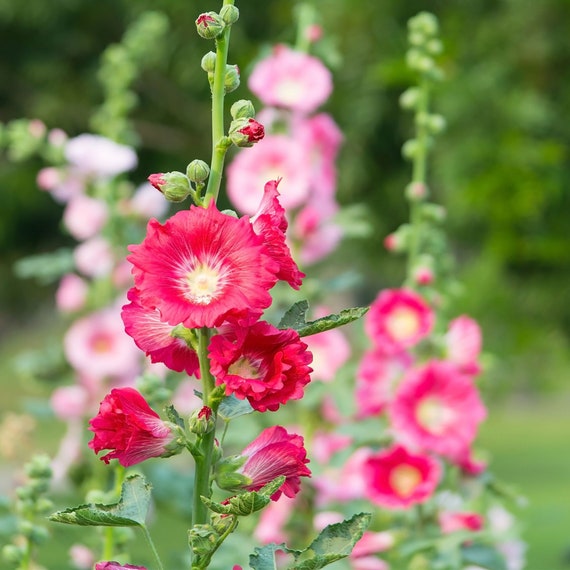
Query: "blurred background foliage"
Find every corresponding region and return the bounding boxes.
[1,0,568,396]
[1,2,570,569]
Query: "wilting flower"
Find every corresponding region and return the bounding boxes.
[248,44,332,114]
[122,288,200,376]
[389,360,487,458]
[363,444,441,509]
[127,203,278,329]
[95,563,147,570]
[236,426,311,500]
[208,319,313,412]
[445,315,482,375]
[250,179,305,289]
[88,387,176,467]
[365,288,434,354]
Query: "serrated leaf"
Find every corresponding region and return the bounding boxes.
[250,543,291,570]
[278,300,310,330]
[49,474,151,527]
[278,302,369,338]
[461,544,508,570]
[164,404,185,429]
[201,491,269,517]
[290,512,372,570]
[218,394,254,420]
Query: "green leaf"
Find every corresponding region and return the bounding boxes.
[250,543,289,570]
[218,394,254,420]
[164,404,185,429]
[461,544,508,570]
[13,248,75,285]
[278,301,369,338]
[49,474,151,527]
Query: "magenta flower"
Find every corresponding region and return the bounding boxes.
[248,44,332,114]
[209,319,313,412]
[365,288,434,354]
[250,179,305,289]
[88,387,175,467]
[363,444,441,510]
[238,118,265,143]
[438,511,484,534]
[238,426,311,500]
[95,563,147,570]
[121,288,200,376]
[388,360,487,458]
[127,203,278,329]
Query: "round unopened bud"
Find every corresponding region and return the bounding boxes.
[28,525,50,545]
[402,139,419,160]
[25,455,52,480]
[186,159,210,183]
[201,51,217,73]
[384,225,410,253]
[399,87,421,110]
[408,31,427,47]
[224,64,240,93]
[405,182,429,202]
[426,38,443,55]
[426,114,446,134]
[189,406,216,435]
[195,12,224,40]
[421,203,447,223]
[220,4,239,25]
[408,12,439,38]
[148,171,191,202]
[230,99,255,120]
[229,118,265,147]
[413,256,435,286]
[2,544,24,565]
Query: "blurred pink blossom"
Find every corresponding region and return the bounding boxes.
[37,166,84,203]
[249,45,332,114]
[311,431,352,465]
[304,324,350,382]
[63,195,108,241]
[69,544,95,569]
[254,494,297,544]
[55,273,88,313]
[313,511,344,531]
[50,385,90,421]
[445,315,482,375]
[438,511,484,534]
[73,236,115,278]
[128,182,169,219]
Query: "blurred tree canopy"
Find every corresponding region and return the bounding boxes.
[0,0,569,394]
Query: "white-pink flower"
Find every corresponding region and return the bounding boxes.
[254,494,297,544]
[51,385,90,421]
[55,274,88,313]
[63,308,141,380]
[445,315,482,375]
[63,195,108,241]
[128,182,169,220]
[304,322,350,382]
[389,360,487,458]
[226,134,312,215]
[65,134,137,178]
[249,44,332,114]
[73,236,115,278]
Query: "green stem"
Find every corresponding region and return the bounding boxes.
[294,3,316,53]
[192,328,217,528]
[102,527,114,561]
[204,0,235,204]
[141,524,165,570]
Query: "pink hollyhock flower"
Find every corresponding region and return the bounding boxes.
[447,446,487,476]
[63,308,141,380]
[63,195,109,241]
[352,531,395,558]
[88,387,175,467]
[37,166,85,204]
[237,118,265,143]
[95,561,146,570]
[208,319,313,412]
[313,511,344,531]
[249,44,332,114]
[127,203,278,329]
[355,349,411,418]
[51,385,90,421]
[55,273,88,313]
[445,315,483,375]
[365,288,434,354]
[237,425,311,500]
[389,360,487,458]
[363,444,441,510]
[250,179,305,289]
[65,134,137,178]
[226,134,312,215]
[74,236,115,278]
[438,511,484,534]
[128,182,169,220]
[293,203,343,265]
[311,431,352,465]
[69,544,95,569]
[351,557,389,570]
[254,494,297,543]
[122,288,200,376]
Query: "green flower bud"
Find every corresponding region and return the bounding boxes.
[25,454,52,480]
[220,4,239,25]
[408,12,439,37]
[189,524,219,556]
[421,203,447,223]
[189,406,215,435]
[426,38,443,55]
[224,64,240,93]
[195,12,224,40]
[186,159,210,183]
[408,31,426,47]
[426,114,446,134]
[148,171,191,202]
[201,51,217,73]
[211,513,235,535]
[399,87,421,110]
[2,544,24,565]
[230,99,255,120]
[402,139,419,160]
[405,182,429,202]
[28,525,50,546]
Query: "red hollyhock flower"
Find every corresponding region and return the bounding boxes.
[121,287,200,376]
[438,511,484,534]
[239,119,265,143]
[365,288,434,354]
[208,319,313,412]
[388,360,487,458]
[251,179,305,290]
[238,425,311,500]
[363,444,441,509]
[127,203,279,329]
[88,387,175,467]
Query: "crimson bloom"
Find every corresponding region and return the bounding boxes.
[388,360,487,458]
[365,288,434,354]
[250,180,305,290]
[238,426,311,500]
[127,203,278,329]
[88,387,175,467]
[363,444,441,510]
[208,319,313,412]
[239,118,265,143]
[121,287,200,376]
[95,563,147,570]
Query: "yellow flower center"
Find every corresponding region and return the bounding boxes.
[415,397,456,435]
[185,263,221,305]
[389,464,422,498]
[385,307,421,341]
[228,356,261,380]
